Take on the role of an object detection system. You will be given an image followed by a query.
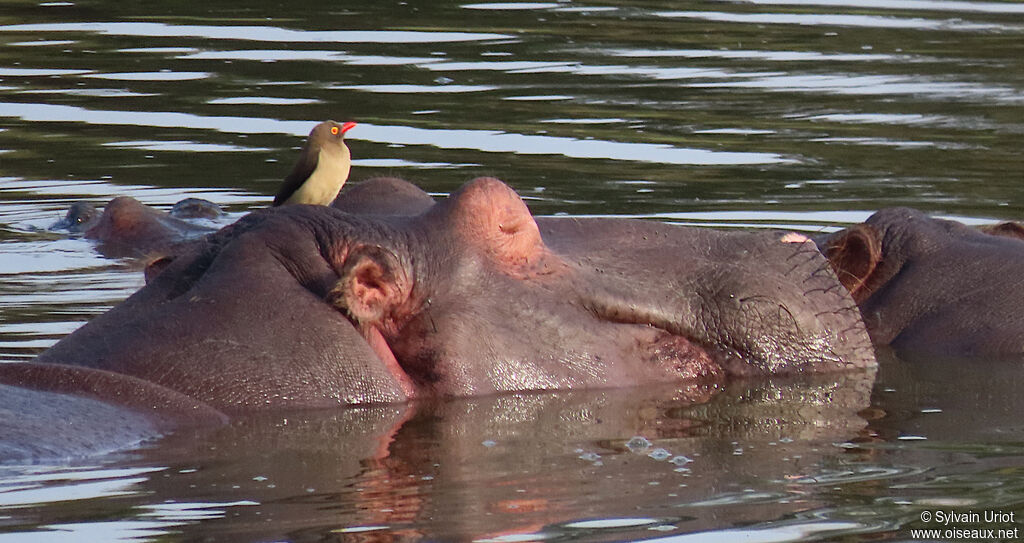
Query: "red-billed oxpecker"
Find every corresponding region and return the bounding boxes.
[273,120,357,206]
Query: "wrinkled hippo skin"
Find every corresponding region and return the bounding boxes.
[2,177,873,460]
[822,207,1024,359]
[33,177,871,400]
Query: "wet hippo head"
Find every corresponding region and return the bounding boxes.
[326,178,874,395]
[51,201,100,233]
[38,177,874,409]
[169,197,224,220]
[73,196,218,259]
[822,207,1024,358]
[325,178,632,395]
[331,176,436,216]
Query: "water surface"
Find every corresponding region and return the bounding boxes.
[1,0,1023,540]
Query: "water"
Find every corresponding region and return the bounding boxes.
[1,0,1023,540]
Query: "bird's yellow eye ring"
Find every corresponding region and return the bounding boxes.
[330,126,340,135]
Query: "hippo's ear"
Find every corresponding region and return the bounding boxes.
[144,255,175,284]
[979,221,1024,241]
[823,224,883,303]
[444,177,545,268]
[328,245,410,330]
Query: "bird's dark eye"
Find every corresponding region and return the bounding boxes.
[75,216,84,223]
[330,126,339,135]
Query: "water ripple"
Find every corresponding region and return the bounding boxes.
[0,102,792,166]
[334,84,497,94]
[463,2,562,9]
[0,68,91,77]
[83,71,210,81]
[735,0,1024,15]
[604,48,912,63]
[206,97,320,106]
[0,22,516,43]
[655,11,1022,32]
[0,466,163,507]
[102,140,271,152]
[179,49,446,67]
[692,74,1021,103]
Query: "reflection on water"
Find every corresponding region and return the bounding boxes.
[0,374,881,541]
[0,362,1017,541]
[1,0,1023,540]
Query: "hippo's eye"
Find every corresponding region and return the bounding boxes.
[330,126,339,135]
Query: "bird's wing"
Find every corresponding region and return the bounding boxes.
[273,142,319,206]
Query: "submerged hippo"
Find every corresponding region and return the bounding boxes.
[822,207,1024,360]
[50,201,101,233]
[51,196,223,259]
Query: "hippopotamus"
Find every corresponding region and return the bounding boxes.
[2,176,879,462]
[822,207,1024,360]
[3,177,873,446]
[50,196,224,259]
[170,197,227,220]
[50,201,102,233]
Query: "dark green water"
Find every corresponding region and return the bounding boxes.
[1,1,1023,541]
